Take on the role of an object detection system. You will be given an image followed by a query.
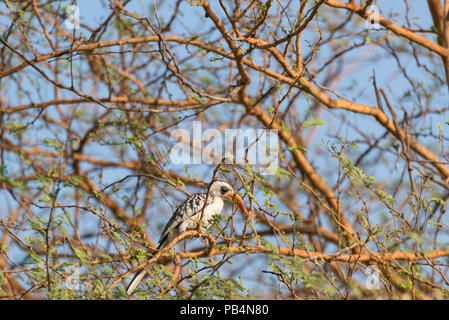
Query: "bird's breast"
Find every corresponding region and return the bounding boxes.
[201,197,224,222]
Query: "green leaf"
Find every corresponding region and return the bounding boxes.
[190,93,204,104]
[280,120,290,135]
[287,145,307,153]
[302,118,325,128]
[44,138,63,152]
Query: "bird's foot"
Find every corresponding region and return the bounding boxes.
[198,228,211,245]
[198,228,208,240]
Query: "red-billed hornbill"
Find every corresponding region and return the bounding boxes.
[126,180,247,295]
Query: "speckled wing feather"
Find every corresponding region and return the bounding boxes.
[157,193,211,249]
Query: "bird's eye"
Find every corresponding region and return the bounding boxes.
[220,186,229,194]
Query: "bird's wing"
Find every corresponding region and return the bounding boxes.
[157,193,208,249]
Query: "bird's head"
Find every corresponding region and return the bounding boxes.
[209,181,248,215]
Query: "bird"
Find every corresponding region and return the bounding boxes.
[126,180,248,295]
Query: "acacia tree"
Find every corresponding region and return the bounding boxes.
[0,0,448,300]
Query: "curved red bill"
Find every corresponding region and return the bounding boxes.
[232,194,248,215]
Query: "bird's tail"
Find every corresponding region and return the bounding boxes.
[127,239,172,295]
[127,243,166,295]
[126,268,148,295]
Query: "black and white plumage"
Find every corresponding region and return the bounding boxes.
[126,181,247,295]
